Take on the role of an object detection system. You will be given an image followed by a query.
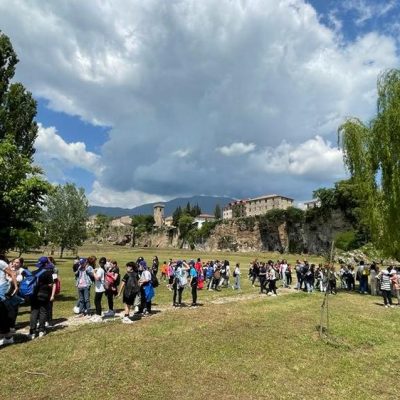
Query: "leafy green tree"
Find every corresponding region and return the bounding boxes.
[214,204,222,219]
[94,214,111,235]
[172,206,182,226]
[0,32,50,252]
[185,202,191,215]
[339,69,400,258]
[13,227,42,256]
[45,183,88,257]
[178,214,195,239]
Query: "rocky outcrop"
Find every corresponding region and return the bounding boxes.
[203,209,352,255]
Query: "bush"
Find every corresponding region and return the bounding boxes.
[335,230,358,251]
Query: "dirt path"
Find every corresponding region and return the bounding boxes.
[16,287,297,335]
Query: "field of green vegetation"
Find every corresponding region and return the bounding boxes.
[1,245,399,400]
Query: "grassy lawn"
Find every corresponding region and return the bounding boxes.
[1,246,398,399]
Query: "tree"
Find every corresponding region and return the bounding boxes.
[0,31,50,252]
[214,204,222,219]
[178,214,195,239]
[172,206,182,226]
[45,183,88,257]
[94,214,111,235]
[339,69,400,258]
[185,202,191,215]
[191,203,202,217]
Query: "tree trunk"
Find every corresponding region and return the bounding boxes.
[60,246,64,258]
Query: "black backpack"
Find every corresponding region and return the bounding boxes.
[124,272,140,297]
[151,272,159,288]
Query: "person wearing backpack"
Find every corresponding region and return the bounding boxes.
[75,258,94,316]
[118,262,140,323]
[29,257,55,339]
[138,261,153,316]
[173,260,187,306]
[104,260,120,317]
[0,258,18,346]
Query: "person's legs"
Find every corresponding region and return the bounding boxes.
[178,287,184,304]
[30,299,40,334]
[173,284,178,305]
[8,304,19,330]
[47,301,53,323]
[84,287,91,314]
[107,291,114,311]
[78,288,85,313]
[0,301,12,338]
[192,285,197,305]
[388,290,393,305]
[38,301,48,333]
[259,277,265,293]
[94,292,103,315]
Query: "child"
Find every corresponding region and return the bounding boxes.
[118,262,140,324]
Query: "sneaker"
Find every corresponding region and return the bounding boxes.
[103,310,115,317]
[122,316,133,324]
[38,331,46,338]
[45,321,50,328]
[385,305,389,308]
[271,294,277,297]
[0,337,14,346]
[29,333,36,340]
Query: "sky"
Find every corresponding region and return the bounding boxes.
[1,0,399,207]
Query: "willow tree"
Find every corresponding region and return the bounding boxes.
[338,69,400,259]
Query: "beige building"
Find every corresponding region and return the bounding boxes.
[223,194,294,220]
[303,199,321,209]
[110,215,132,227]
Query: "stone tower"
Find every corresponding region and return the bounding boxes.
[153,203,165,227]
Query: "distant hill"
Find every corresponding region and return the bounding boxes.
[88,195,235,217]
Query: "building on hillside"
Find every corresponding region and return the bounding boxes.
[222,194,294,220]
[86,215,97,228]
[193,214,216,229]
[303,199,321,209]
[153,203,165,227]
[110,216,132,227]
[164,215,174,227]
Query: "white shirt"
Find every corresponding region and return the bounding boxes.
[141,269,152,283]
[95,268,105,292]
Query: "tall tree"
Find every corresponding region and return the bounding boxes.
[172,206,182,226]
[0,31,50,252]
[339,69,400,258]
[45,183,88,257]
[214,204,222,219]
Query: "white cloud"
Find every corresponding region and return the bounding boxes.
[217,142,256,156]
[343,0,396,26]
[172,149,191,158]
[34,124,100,175]
[1,0,399,202]
[87,180,167,208]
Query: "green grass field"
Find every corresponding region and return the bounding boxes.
[1,246,399,400]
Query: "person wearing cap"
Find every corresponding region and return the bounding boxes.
[0,257,18,346]
[75,257,94,316]
[29,257,55,339]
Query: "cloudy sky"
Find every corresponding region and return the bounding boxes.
[1,0,399,207]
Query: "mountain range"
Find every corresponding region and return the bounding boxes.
[88,195,235,217]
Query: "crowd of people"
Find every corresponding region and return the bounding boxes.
[1,253,400,347]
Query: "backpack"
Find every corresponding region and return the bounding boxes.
[124,272,140,297]
[104,272,117,292]
[19,269,47,298]
[151,272,159,288]
[55,278,61,295]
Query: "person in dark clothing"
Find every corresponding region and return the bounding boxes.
[29,257,55,339]
[259,263,267,294]
[189,261,198,306]
[251,262,259,287]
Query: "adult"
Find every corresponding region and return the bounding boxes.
[152,256,159,276]
[258,263,267,294]
[370,262,378,296]
[29,257,55,339]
